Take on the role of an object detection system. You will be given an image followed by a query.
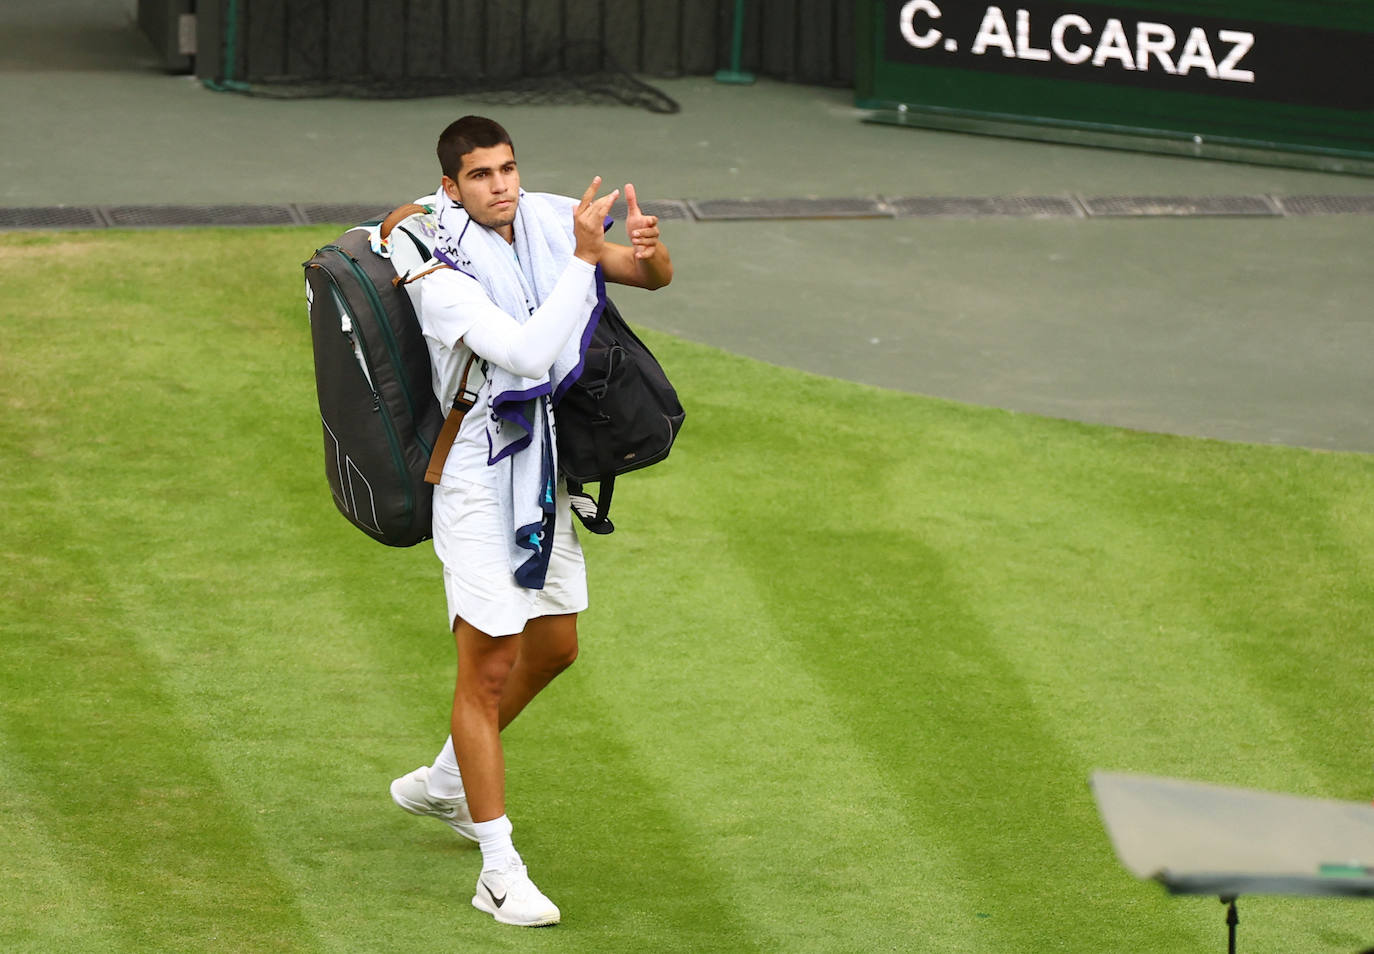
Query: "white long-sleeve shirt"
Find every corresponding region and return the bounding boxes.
[417,255,596,487]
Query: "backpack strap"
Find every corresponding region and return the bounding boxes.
[380,203,430,240]
[381,202,446,285]
[393,263,451,287]
[373,201,472,486]
[567,478,616,535]
[425,353,481,485]
[564,413,620,534]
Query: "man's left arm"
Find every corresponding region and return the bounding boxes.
[599,183,673,290]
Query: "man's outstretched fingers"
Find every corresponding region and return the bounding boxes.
[577,175,603,211]
[575,188,617,229]
[572,186,618,262]
[589,189,619,221]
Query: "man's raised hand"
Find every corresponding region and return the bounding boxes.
[573,176,619,266]
[624,183,661,261]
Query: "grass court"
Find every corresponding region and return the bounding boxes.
[1,227,1372,952]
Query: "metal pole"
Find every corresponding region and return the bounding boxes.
[714,0,755,84]
[1222,897,1239,954]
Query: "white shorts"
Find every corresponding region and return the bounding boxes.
[431,478,588,637]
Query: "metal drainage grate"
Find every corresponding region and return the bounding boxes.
[1273,194,1374,216]
[103,204,300,227]
[884,195,1084,218]
[9,195,1372,229]
[298,203,394,225]
[0,206,105,229]
[607,198,692,223]
[688,197,892,221]
[1080,195,1278,217]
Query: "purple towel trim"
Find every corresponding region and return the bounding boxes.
[486,428,529,466]
[485,387,547,465]
[492,382,551,412]
[432,245,481,283]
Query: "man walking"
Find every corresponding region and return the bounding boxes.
[388,115,673,927]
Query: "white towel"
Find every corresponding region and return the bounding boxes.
[432,186,604,589]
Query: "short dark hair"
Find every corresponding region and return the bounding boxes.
[436,115,514,180]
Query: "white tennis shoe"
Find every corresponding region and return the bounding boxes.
[472,861,561,927]
[389,766,478,842]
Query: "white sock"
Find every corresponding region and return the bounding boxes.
[427,736,465,800]
[473,815,521,872]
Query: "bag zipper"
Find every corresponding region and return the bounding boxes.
[316,263,418,527]
[320,245,425,440]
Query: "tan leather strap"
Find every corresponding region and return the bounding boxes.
[380,202,429,240]
[381,203,452,287]
[393,263,451,288]
[382,200,473,486]
[425,353,481,485]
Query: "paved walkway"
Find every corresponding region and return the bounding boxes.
[4,0,1372,452]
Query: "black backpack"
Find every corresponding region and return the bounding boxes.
[557,297,686,534]
[303,208,442,547]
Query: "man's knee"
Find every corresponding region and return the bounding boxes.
[466,656,517,700]
[519,614,579,674]
[525,638,578,678]
[549,639,579,673]
[456,623,519,700]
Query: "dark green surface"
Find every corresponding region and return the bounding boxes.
[863,107,1374,176]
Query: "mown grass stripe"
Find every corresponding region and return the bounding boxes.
[634,355,1201,953]
[578,525,991,952]
[0,752,117,952]
[0,545,326,954]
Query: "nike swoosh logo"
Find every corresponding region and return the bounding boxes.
[484,881,507,908]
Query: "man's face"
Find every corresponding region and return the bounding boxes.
[444,144,520,232]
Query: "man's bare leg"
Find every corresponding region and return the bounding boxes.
[499,613,579,730]
[405,612,580,824]
[450,616,561,927]
[451,617,520,823]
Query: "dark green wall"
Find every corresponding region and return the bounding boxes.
[856,0,1374,161]
[194,0,855,88]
